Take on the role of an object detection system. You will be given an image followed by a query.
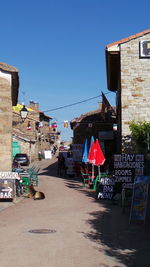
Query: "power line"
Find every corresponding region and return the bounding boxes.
[43,92,111,113]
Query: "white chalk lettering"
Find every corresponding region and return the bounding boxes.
[114,161,144,169]
[115,169,132,176]
[121,154,134,162]
[103,185,113,192]
[98,192,113,199]
[0,172,18,179]
[115,176,132,183]
[100,178,115,185]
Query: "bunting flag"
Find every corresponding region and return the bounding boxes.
[39,121,44,128]
[51,121,57,128]
[27,121,31,130]
[64,120,68,128]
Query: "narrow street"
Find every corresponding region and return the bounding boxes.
[0,157,150,267]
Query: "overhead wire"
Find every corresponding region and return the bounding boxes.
[43,91,112,113]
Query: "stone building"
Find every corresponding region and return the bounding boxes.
[0,62,19,171]
[12,100,59,162]
[12,104,39,162]
[28,101,52,155]
[106,29,150,152]
[70,100,116,158]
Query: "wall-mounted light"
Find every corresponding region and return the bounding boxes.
[20,105,28,122]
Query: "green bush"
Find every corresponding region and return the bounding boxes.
[129,121,150,144]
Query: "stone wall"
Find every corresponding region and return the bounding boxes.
[0,74,12,171]
[121,34,150,144]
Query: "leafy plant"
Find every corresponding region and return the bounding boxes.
[129,121,150,144]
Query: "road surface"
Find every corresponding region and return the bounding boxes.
[0,156,149,267]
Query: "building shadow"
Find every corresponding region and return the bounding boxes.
[38,160,150,266]
[83,200,150,267]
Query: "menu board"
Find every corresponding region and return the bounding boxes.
[114,154,144,188]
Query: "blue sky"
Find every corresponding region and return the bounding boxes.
[1,0,150,141]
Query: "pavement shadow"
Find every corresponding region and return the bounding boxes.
[38,161,98,198]
[38,161,59,177]
[38,161,82,181]
[84,200,150,267]
[38,161,150,266]
[57,176,150,267]
[66,179,150,267]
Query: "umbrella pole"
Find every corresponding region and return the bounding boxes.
[92,164,94,179]
[98,165,101,178]
[91,164,94,185]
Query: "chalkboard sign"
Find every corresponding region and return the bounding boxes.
[97,177,115,199]
[114,154,144,188]
[129,176,150,223]
[0,179,15,199]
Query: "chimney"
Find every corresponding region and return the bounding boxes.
[29,100,39,111]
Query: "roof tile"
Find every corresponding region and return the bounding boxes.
[106,29,150,49]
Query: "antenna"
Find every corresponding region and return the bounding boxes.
[22,91,26,105]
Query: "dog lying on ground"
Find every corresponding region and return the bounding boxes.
[27,184,45,200]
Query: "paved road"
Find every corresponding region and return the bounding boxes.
[0,156,150,267]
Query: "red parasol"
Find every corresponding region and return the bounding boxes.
[88,139,106,181]
[88,139,105,166]
[94,139,105,178]
[95,139,105,166]
[88,140,96,165]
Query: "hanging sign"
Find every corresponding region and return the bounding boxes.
[27,121,31,130]
[51,122,57,128]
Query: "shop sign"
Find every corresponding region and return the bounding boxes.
[0,179,15,199]
[114,154,144,187]
[98,131,114,140]
[0,172,19,179]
